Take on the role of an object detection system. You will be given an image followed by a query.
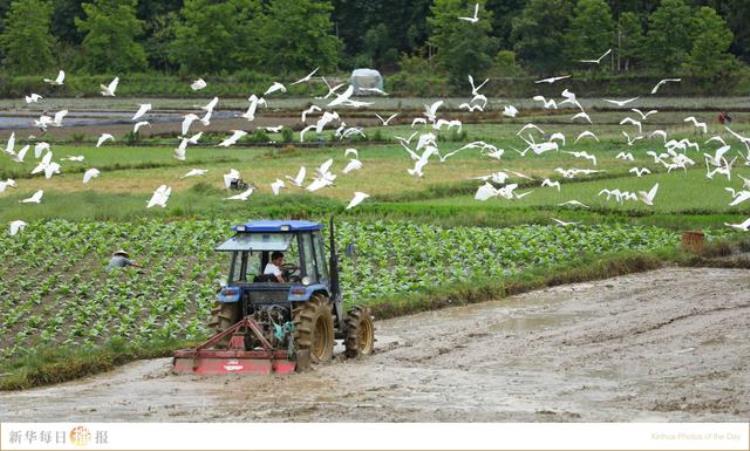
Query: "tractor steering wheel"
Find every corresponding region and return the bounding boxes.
[281,263,301,282]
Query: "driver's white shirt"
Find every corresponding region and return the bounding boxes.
[264,263,282,277]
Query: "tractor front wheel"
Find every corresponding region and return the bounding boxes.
[293,295,334,370]
[345,306,375,358]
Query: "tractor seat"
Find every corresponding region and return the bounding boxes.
[253,274,276,283]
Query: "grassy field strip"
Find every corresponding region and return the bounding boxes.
[418,168,750,214]
[2,145,749,222]
[0,142,641,197]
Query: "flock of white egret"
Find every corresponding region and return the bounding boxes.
[3,5,750,236]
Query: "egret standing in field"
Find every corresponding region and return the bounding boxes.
[83,168,100,184]
[9,220,27,236]
[223,169,241,189]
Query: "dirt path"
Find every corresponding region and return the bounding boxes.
[2,267,749,422]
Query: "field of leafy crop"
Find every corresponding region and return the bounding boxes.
[0,219,679,360]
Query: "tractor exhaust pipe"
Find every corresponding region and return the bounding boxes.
[329,216,341,302]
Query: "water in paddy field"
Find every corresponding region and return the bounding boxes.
[0,110,237,130]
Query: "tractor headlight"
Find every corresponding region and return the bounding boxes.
[301,276,311,286]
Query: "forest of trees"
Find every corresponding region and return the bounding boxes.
[0,0,747,88]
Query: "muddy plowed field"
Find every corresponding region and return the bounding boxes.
[2,267,748,422]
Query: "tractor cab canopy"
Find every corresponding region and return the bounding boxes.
[216,233,293,252]
[234,220,321,233]
[216,220,329,286]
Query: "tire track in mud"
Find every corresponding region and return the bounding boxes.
[1,267,748,422]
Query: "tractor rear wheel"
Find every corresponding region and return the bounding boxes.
[207,301,241,347]
[293,294,334,370]
[345,306,375,358]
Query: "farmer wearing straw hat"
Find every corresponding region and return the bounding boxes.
[106,249,142,270]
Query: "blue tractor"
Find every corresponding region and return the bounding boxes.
[173,219,374,374]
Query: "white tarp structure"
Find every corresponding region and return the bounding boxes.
[350,68,383,95]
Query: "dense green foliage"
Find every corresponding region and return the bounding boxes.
[168,0,263,74]
[0,0,747,82]
[0,218,678,360]
[331,0,431,69]
[616,12,644,71]
[0,0,55,74]
[260,0,342,74]
[169,0,341,74]
[511,0,574,74]
[644,0,695,73]
[685,6,737,76]
[75,0,148,72]
[564,0,615,66]
[428,0,497,86]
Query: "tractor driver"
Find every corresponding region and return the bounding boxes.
[264,251,285,283]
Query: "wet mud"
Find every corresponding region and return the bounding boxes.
[2,267,748,422]
[0,111,379,141]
